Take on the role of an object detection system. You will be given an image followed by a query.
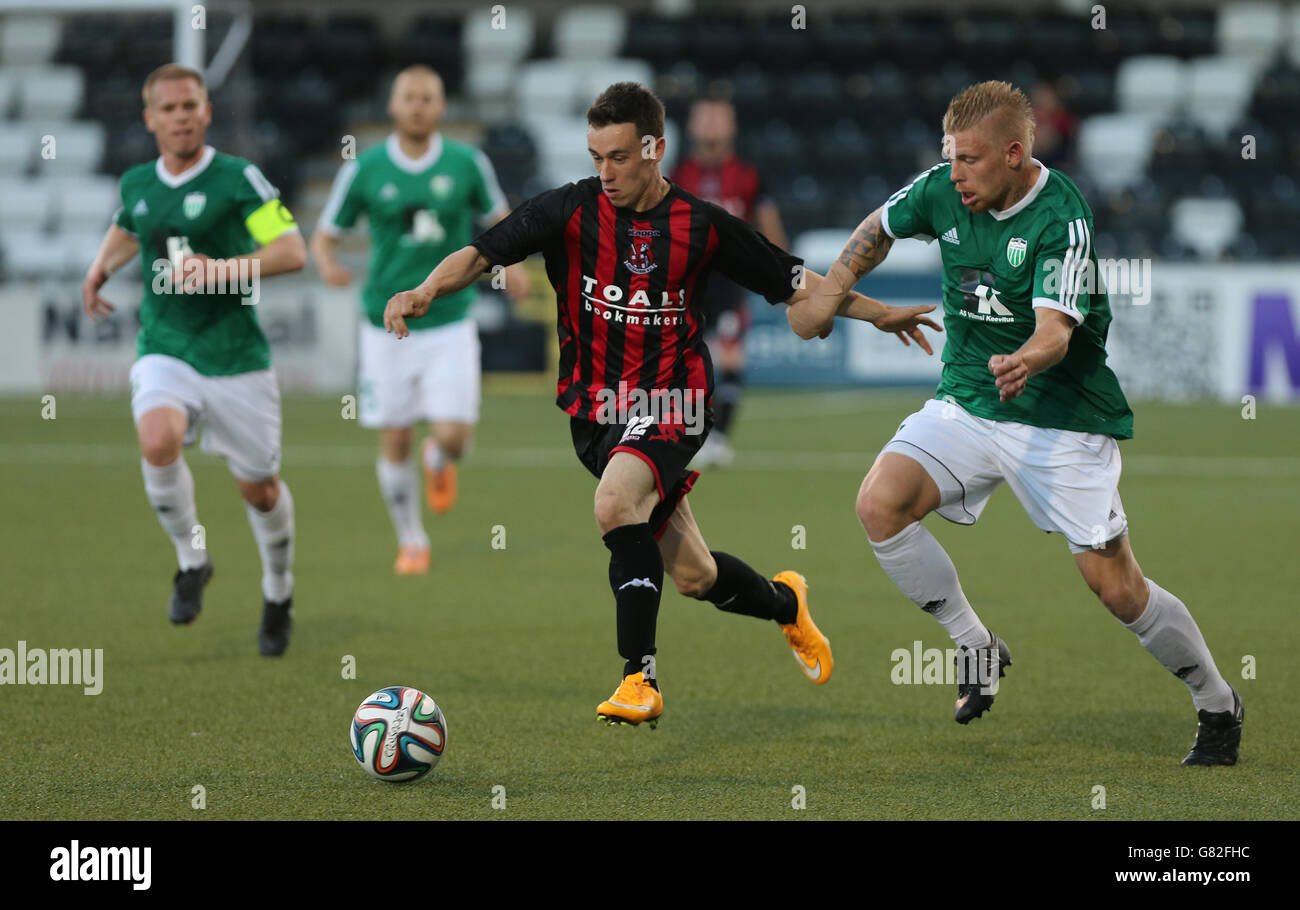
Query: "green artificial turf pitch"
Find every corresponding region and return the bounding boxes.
[0,388,1296,819]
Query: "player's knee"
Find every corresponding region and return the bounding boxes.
[138,429,181,466]
[672,558,717,599]
[241,480,280,512]
[1096,577,1146,622]
[593,490,636,534]
[856,482,907,541]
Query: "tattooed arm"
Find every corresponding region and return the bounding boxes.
[787,206,895,339]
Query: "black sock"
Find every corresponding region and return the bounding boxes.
[715,369,743,436]
[702,551,797,624]
[603,522,663,687]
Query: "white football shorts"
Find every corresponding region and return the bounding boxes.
[357,317,481,428]
[881,398,1129,553]
[130,353,282,482]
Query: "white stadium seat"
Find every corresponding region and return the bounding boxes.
[1290,7,1300,68]
[516,59,588,117]
[464,6,535,109]
[1,230,69,277]
[32,121,105,176]
[0,16,62,66]
[1115,56,1186,119]
[1077,114,1158,194]
[0,70,16,118]
[0,176,52,231]
[17,66,85,120]
[521,113,595,187]
[554,6,628,59]
[576,59,656,108]
[0,124,33,175]
[1170,197,1244,260]
[50,175,120,232]
[1217,2,1285,60]
[1185,56,1258,139]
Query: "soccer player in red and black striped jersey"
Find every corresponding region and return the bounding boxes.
[671,99,786,467]
[385,83,940,727]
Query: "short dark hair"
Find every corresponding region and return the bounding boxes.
[586,82,665,140]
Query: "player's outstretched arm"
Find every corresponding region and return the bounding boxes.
[82,225,139,321]
[384,245,492,337]
[786,267,940,354]
[789,207,895,340]
[989,308,1075,402]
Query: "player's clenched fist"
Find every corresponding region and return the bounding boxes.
[384,288,432,338]
[989,353,1029,402]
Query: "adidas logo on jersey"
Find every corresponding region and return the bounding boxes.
[941,227,960,245]
[133,199,148,216]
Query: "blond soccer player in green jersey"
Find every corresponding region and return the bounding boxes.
[798,81,1242,766]
[81,64,307,656]
[311,65,528,576]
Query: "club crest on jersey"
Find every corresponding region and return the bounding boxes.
[183,192,206,219]
[624,227,660,275]
[1006,237,1027,268]
[379,183,398,200]
[430,175,453,198]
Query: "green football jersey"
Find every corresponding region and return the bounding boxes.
[882,160,1133,439]
[114,145,299,376]
[317,133,508,331]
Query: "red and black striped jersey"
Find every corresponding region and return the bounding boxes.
[471,176,801,421]
[670,154,767,222]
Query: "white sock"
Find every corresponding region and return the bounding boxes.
[245,480,294,603]
[141,457,208,570]
[870,521,990,649]
[376,457,428,548]
[1123,579,1234,713]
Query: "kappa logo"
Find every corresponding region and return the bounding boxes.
[618,577,659,593]
[941,226,960,245]
[624,226,660,275]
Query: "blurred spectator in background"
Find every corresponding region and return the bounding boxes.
[1031,80,1079,172]
[671,98,787,468]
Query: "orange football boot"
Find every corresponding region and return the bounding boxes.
[775,571,832,684]
[596,671,663,728]
[394,544,431,576]
[422,438,458,514]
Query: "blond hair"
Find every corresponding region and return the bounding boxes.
[942,81,1034,152]
[142,63,205,106]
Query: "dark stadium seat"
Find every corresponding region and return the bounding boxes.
[481,124,538,206]
[888,13,954,69]
[686,17,747,76]
[251,16,313,78]
[780,66,842,120]
[813,16,885,65]
[748,16,815,71]
[1023,14,1089,72]
[391,17,465,95]
[621,17,680,68]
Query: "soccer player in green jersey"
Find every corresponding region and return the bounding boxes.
[81,64,307,656]
[799,81,1242,765]
[311,65,528,575]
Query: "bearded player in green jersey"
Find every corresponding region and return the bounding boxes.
[311,65,528,575]
[798,82,1242,766]
[81,64,307,656]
